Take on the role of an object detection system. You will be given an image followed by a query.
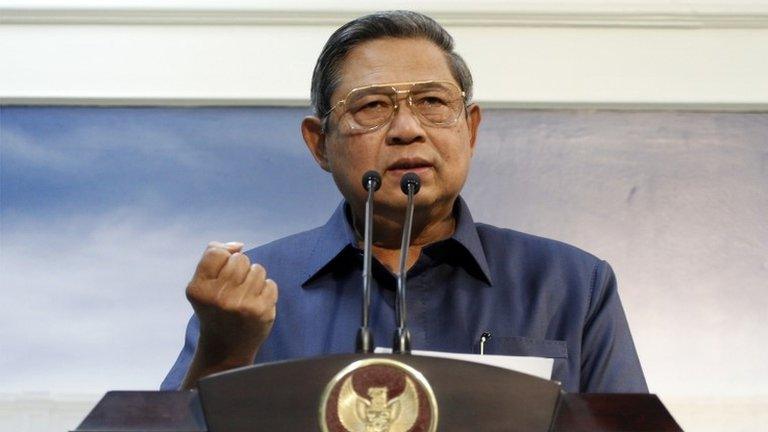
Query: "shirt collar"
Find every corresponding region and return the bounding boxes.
[299,202,358,286]
[300,196,493,286]
[450,196,494,285]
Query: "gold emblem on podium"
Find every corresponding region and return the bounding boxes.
[319,358,438,432]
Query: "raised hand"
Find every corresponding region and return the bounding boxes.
[181,241,278,389]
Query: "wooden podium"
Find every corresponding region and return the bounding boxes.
[73,354,682,431]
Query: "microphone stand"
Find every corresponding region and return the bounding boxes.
[356,171,380,353]
[393,172,420,354]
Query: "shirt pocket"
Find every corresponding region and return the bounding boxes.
[483,335,568,359]
[483,336,568,381]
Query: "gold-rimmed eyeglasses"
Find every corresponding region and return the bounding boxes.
[323,80,467,135]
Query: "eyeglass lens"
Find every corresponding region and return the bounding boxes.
[343,82,463,132]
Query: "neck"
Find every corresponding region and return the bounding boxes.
[351,197,457,273]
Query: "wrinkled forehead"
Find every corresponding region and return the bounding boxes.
[347,80,460,95]
[332,38,458,103]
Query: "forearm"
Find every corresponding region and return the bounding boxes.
[180,340,258,390]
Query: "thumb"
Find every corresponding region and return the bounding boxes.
[207,241,244,253]
[223,241,244,253]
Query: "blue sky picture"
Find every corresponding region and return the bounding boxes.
[2,106,342,228]
[1,106,343,392]
[1,106,766,398]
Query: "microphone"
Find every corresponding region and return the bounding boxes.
[356,170,381,353]
[393,172,420,354]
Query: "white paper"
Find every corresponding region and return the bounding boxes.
[374,347,554,380]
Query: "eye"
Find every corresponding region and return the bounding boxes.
[361,100,388,110]
[350,96,392,113]
[414,95,449,107]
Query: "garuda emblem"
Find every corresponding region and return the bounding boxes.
[319,359,438,432]
[337,375,418,432]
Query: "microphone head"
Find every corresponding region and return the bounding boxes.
[362,170,382,191]
[400,172,421,195]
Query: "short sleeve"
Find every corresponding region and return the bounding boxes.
[160,315,200,390]
[580,260,648,393]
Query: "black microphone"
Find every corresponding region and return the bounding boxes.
[356,170,381,353]
[393,172,420,354]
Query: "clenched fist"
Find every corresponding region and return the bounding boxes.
[181,241,278,389]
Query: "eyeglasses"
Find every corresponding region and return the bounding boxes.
[324,80,467,135]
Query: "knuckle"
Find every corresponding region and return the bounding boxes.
[185,286,197,302]
[263,279,277,295]
[252,304,275,323]
[229,252,248,269]
[265,284,278,303]
[250,263,266,278]
[247,274,267,291]
[220,297,243,313]
[236,258,251,274]
[262,306,277,323]
[246,306,267,322]
[248,297,270,315]
[203,247,229,262]
[186,281,205,299]
[186,283,218,309]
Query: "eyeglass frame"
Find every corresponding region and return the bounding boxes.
[321,80,468,134]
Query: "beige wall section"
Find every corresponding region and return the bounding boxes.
[458,27,768,107]
[1,0,768,107]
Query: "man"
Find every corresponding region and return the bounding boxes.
[161,10,647,393]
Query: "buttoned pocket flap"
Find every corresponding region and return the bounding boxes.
[486,336,568,359]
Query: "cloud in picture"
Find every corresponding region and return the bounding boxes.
[1,106,341,392]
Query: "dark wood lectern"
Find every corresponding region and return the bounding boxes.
[74,354,682,431]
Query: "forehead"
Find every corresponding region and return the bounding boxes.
[334,37,457,98]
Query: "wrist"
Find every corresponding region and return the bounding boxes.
[194,335,259,368]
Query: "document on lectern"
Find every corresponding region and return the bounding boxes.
[374,347,554,380]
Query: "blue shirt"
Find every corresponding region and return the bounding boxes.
[161,198,647,393]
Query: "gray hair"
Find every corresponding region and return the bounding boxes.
[310,10,474,122]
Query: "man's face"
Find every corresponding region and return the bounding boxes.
[303,37,481,216]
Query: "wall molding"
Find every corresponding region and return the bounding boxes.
[2,7,768,29]
[3,97,767,112]
[3,2,767,107]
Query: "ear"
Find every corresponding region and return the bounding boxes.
[465,103,482,155]
[301,116,331,172]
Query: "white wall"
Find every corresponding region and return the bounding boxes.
[2,0,768,108]
[2,1,767,431]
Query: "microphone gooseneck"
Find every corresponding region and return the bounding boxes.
[393,172,421,354]
[356,170,381,353]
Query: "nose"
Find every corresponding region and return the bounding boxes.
[385,97,426,146]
